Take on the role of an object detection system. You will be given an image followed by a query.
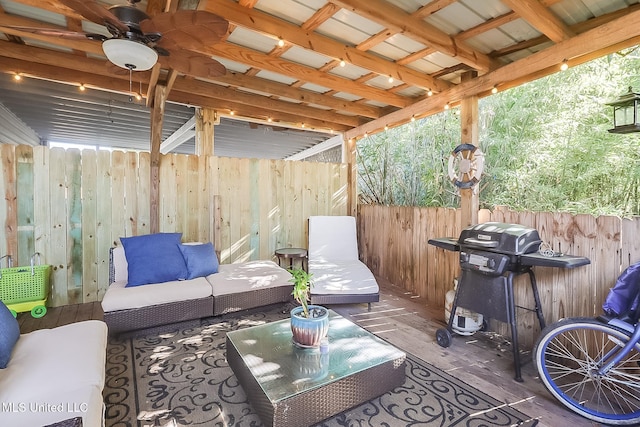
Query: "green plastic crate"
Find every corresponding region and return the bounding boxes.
[0,254,51,318]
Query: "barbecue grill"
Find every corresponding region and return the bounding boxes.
[428,222,590,381]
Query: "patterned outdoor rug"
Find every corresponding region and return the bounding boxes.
[103,304,537,427]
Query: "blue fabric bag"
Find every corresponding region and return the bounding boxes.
[602,261,640,317]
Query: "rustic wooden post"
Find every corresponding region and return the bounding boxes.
[459,71,479,228]
[195,107,217,156]
[343,135,357,217]
[150,84,167,234]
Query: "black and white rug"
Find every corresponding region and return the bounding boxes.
[103,304,537,426]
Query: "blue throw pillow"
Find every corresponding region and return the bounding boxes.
[179,243,219,279]
[121,233,188,287]
[0,301,19,369]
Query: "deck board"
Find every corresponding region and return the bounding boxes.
[16,282,594,427]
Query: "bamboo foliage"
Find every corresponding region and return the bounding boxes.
[0,145,348,307]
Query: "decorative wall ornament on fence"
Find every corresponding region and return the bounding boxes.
[447,143,484,189]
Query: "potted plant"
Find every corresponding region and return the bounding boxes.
[289,268,329,348]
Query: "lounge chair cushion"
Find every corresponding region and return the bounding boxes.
[309,260,379,295]
[308,215,379,297]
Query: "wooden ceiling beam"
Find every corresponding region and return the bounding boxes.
[172,76,365,127]
[206,73,383,119]
[491,3,640,58]
[204,0,451,93]
[0,14,104,56]
[344,8,640,140]
[412,0,458,19]
[169,91,350,132]
[501,0,574,43]
[0,56,136,94]
[457,0,562,42]
[200,42,411,108]
[330,0,499,72]
[0,39,140,80]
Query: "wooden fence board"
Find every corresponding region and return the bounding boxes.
[137,152,151,236]
[49,148,67,307]
[96,150,111,299]
[32,147,49,263]
[65,149,83,305]
[16,145,34,265]
[110,151,126,239]
[124,151,138,238]
[81,149,98,302]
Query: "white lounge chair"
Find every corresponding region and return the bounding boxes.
[308,215,379,309]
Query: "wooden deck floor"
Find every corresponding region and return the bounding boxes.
[17,279,598,427]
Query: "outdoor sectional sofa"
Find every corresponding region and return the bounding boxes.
[101,234,293,334]
[0,303,108,426]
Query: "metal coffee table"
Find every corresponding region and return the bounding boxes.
[226,310,406,427]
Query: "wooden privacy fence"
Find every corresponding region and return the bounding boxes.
[358,204,640,348]
[0,144,348,307]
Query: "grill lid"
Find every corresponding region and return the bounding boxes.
[458,222,541,255]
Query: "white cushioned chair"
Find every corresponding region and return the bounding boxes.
[308,215,379,309]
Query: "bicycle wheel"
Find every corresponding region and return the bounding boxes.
[534,318,640,425]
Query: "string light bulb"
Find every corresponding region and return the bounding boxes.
[79,83,86,91]
[278,38,285,48]
[229,110,235,116]
[388,75,394,83]
[491,86,498,94]
[339,59,346,67]
[560,60,569,71]
[13,74,21,81]
[427,89,433,96]
[410,115,415,122]
[267,117,272,123]
[384,124,389,131]
[135,93,142,101]
[444,103,450,110]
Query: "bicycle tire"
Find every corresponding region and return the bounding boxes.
[533,318,640,425]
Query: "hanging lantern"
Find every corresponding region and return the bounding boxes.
[606,87,640,133]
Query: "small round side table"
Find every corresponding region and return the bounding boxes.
[275,247,308,271]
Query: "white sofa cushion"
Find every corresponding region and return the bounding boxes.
[101,276,212,312]
[309,260,379,295]
[0,320,107,426]
[206,260,291,296]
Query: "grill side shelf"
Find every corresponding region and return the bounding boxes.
[427,238,460,252]
[519,252,590,268]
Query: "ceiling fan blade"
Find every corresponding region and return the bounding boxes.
[140,10,229,51]
[159,51,226,79]
[0,25,105,40]
[59,0,128,34]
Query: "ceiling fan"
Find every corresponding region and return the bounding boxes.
[5,0,229,78]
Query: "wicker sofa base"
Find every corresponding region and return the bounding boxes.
[310,293,379,309]
[213,286,293,316]
[103,296,214,334]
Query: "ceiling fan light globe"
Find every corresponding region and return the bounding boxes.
[102,39,157,71]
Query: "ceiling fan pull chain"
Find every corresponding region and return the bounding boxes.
[128,67,133,103]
